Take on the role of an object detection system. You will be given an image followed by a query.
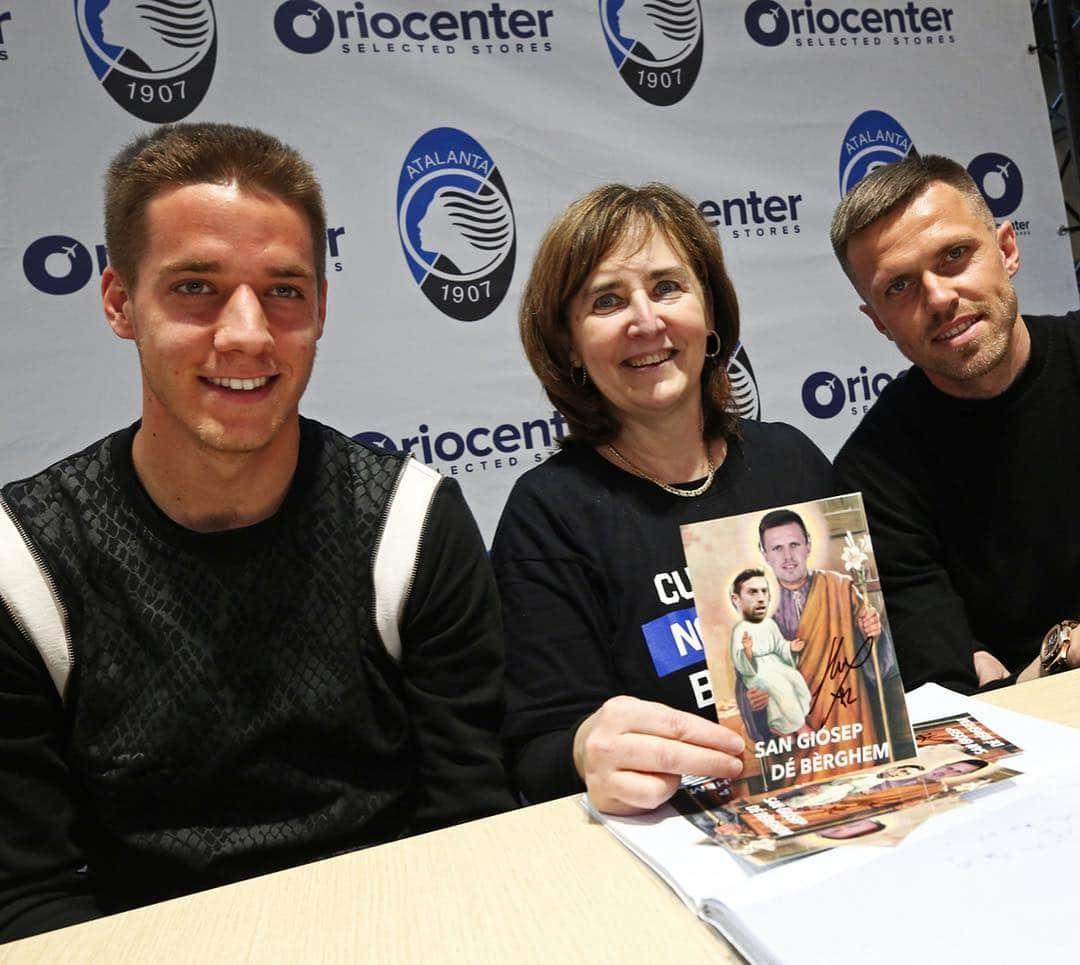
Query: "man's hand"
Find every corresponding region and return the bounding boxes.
[856,604,881,639]
[790,637,806,654]
[1020,622,1080,684]
[572,696,745,815]
[741,630,753,660]
[973,649,1009,686]
[1068,625,1080,670]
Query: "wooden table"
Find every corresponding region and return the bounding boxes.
[6,672,1077,964]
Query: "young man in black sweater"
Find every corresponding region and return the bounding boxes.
[831,153,1080,694]
[0,123,513,943]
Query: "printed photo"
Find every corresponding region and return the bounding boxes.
[681,493,916,795]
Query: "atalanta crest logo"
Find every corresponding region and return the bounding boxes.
[76,0,216,123]
[727,342,761,420]
[599,0,703,106]
[397,128,516,322]
[968,152,1023,219]
[838,110,915,196]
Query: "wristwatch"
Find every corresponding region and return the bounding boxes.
[1039,619,1078,676]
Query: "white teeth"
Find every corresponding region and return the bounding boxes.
[627,351,673,368]
[936,319,973,341]
[207,376,270,390]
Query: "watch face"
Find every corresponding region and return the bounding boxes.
[1041,624,1072,673]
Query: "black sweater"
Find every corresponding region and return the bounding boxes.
[834,312,1080,693]
[0,419,513,942]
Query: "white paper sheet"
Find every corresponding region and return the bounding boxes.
[590,684,1080,964]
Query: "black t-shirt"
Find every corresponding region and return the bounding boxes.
[491,419,833,803]
[834,312,1080,693]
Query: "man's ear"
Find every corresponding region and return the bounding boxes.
[102,266,135,340]
[996,220,1020,278]
[316,276,328,339]
[859,303,891,340]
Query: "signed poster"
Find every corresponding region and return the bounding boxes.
[680,493,916,796]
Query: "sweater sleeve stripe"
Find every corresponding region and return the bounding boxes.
[373,458,442,663]
[0,501,72,700]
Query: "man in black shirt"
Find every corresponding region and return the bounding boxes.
[0,123,513,943]
[831,153,1080,693]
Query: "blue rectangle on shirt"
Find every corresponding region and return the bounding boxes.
[641,606,706,677]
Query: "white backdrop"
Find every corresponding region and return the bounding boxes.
[1,1,1076,540]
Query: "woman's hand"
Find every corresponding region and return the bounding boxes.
[572,695,745,814]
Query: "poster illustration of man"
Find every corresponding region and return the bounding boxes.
[681,494,916,794]
[728,568,812,737]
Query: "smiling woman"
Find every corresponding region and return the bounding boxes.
[491,183,835,814]
[568,231,712,454]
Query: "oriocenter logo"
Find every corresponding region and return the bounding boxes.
[745,0,956,49]
[745,1,789,45]
[354,410,567,475]
[274,1,335,53]
[23,235,105,296]
[802,365,907,419]
[599,0,703,106]
[697,188,803,242]
[397,128,516,322]
[274,1,555,57]
[838,110,916,196]
[75,0,216,122]
[968,152,1024,220]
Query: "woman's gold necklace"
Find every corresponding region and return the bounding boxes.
[607,441,718,498]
